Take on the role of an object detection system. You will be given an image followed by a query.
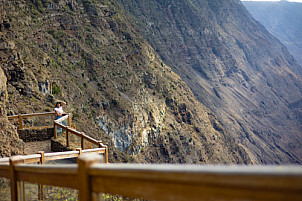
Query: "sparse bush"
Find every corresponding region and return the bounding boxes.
[72,113,79,119]
[52,84,61,95]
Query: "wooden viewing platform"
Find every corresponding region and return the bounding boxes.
[8,112,108,161]
[2,112,302,201]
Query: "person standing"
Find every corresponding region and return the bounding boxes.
[54,101,66,120]
[54,101,66,134]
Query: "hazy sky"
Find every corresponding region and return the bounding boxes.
[241,0,302,2]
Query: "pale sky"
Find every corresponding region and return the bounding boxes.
[241,0,302,2]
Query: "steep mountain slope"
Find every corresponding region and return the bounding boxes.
[119,0,302,164]
[0,67,24,156]
[242,1,302,71]
[0,0,251,164]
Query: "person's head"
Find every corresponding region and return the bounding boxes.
[55,102,61,108]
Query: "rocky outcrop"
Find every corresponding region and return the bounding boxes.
[0,66,24,157]
[119,0,302,164]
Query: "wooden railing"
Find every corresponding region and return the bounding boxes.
[7,112,108,163]
[53,114,108,163]
[0,150,106,201]
[8,112,56,130]
[4,112,111,200]
[0,148,106,165]
[0,154,301,201]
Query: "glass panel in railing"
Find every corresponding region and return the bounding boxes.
[66,131,81,149]
[85,141,98,149]
[44,185,78,200]
[23,115,55,129]
[24,181,38,200]
[55,126,69,148]
[23,182,78,201]
[93,193,152,201]
[0,178,11,201]
[62,117,68,127]
[57,117,67,134]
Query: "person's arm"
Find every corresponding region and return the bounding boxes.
[62,102,67,115]
[54,108,62,117]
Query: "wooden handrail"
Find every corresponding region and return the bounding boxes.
[2,154,302,201]
[44,148,106,161]
[0,157,9,163]
[45,151,80,161]
[15,164,79,189]
[54,121,101,147]
[88,164,302,201]
[21,154,41,164]
[54,114,69,123]
[82,148,106,154]
[8,112,55,119]
[8,112,56,130]
[0,148,105,165]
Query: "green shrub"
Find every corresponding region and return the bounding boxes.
[72,113,79,119]
[52,84,61,95]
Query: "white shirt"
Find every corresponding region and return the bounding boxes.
[54,106,64,116]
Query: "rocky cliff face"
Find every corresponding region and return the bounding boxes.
[0,65,24,157]
[0,0,251,164]
[119,0,302,164]
[242,1,302,72]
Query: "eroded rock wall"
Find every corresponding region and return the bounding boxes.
[119,0,302,164]
[0,66,24,157]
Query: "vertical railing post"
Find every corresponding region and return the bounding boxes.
[37,151,45,200]
[18,114,23,130]
[99,143,108,164]
[38,151,45,165]
[76,148,82,156]
[77,154,102,201]
[54,122,57,138]
[9,156,25,201]
[81,133,84,150]
[66,127,69,147]
[104,145,108,164]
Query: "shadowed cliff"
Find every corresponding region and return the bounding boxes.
[119,0,302,164]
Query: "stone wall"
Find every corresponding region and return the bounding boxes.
[51,138,73,152]
[18,128,54,142]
